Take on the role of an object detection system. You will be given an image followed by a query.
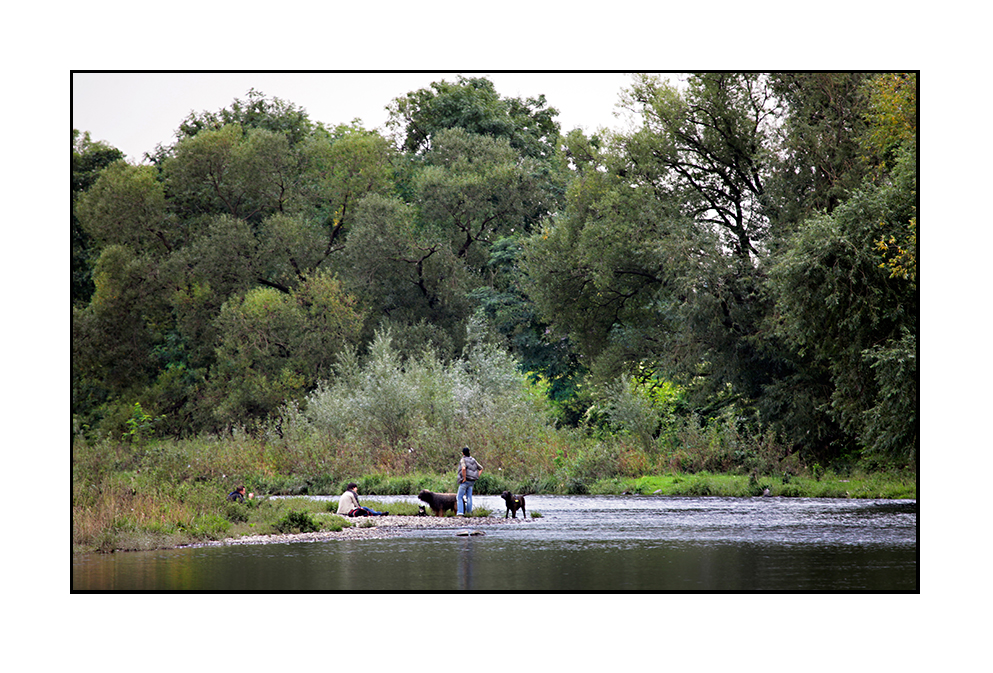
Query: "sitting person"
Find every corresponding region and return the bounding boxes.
[336,483,388,516]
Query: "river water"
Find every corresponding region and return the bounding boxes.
[72,495,917,591]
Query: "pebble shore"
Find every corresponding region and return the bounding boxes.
[194,514,523,548]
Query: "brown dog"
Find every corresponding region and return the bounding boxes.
[418,490,458,517]
[500,491,526,519]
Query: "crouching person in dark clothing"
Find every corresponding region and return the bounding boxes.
[227,486,253,502]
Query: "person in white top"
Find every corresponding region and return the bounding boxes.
[336,483,387,516]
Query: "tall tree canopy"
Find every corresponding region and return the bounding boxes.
[72,130,124,306]
[386,75,562,161]
[769,72,918,463]
[621,73,778,259]
[72,75,918,467]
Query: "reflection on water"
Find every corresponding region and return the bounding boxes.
[73,496,917,591]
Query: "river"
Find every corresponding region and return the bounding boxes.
[72,494,917,591]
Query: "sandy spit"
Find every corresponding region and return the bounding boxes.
[188,514,524,548]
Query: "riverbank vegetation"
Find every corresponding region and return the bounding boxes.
[72,357,915,552]
[73,73,917,553]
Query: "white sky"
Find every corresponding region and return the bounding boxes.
[72,72,646,162]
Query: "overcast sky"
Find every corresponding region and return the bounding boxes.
[72,72,650,162]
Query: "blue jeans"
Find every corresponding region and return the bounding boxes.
[457,481,475,515]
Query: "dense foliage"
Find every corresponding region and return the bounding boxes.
[73,73,918,471]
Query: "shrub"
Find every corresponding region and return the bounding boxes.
[179,514,230,540]
[275,510,321,534]
[565,477,588,495]
[471,472,509,495]
[566,443,620,484]
[294,325,555,473]
[224,502,250,523]
[325,517,349,532]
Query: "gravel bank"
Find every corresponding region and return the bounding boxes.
[195,514,524,548]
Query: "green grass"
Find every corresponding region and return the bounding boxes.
[598,470,916,499]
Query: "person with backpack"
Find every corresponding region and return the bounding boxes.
[227,486,253,502]
[456,447,483,516]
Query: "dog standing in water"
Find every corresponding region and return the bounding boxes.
[500,491,526,519]
[418,490,458,517]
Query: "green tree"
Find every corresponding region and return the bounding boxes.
[765,72,872,229]
[255,212,330,293]
[72,130,124,306]
[860,73,917,171]
[76,160,171,253]
[523,137,718,389]
[416,128,552,265]
[621,73,778,259]
[207,271,363,429]
[527,91,790,425]
[343,128,562,360]
[768,134,917,463]
[297,125,397,256]
[471,237,584,412]
[72,245,172,428]
[343,192,467,356]
[863,73,917,286]
[386,75,561,161]
[148,88,315,163]
[162,124,300,225]
[165,214,262,371]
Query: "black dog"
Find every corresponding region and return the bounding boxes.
[418,490,458,517]
[501,491,526,519]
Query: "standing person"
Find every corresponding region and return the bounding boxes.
[456,447,483,516]
[336,483,388,517]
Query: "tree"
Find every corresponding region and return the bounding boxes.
[416,128,552,266]
[73,245,172,419]
[72,130,124,305]
[386,75,561,161]
[74,96,400,435]
[529,82,790,420]
[76,160,171,253]
[765,72,872,231]
[255,212,329,293]
[342,193,468,356]
[621,73,778,259]
[863,73,917,286]
[768,123,917,463]
[166,214,262,373]
[297,125,397,256]
[148,88,315,163]
[860,73,917,172]
[523,130,710,386]
[386,75,567,237]
[342,128,562,360]
[207,270,363,429]
[473,237,585,416]
[162,124,300,225]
